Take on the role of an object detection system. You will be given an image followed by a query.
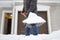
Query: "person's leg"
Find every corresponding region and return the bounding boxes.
[25,24,30,36]
[32,24,38,35]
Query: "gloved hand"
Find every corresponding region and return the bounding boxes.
[20,12,26,17]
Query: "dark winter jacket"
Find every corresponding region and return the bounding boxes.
[23,0,37,16]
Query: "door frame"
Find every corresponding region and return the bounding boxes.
[14,4,51,34]
[1,10,13,34]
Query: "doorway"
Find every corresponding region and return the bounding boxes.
[3,13,12,34]
[1,11,13,34]
[17,11,48,35]
[37,11,48,34]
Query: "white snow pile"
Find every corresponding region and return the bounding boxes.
[0,30,60,40]
[0,34,49,40]
[49,30,60,40]
[23,12,46,24]
[42,30,60,40]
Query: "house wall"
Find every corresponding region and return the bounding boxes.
[50,5,60,32]
[0,9,2,33]
[0,4,60,34]
[0,0,60,1]
[0,7,12,33]
[1,0,60,1]
[15,4,60,32]
[15,4,60,33]
[38,0,60,1]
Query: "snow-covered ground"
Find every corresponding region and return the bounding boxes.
[0,34,49,40]
[0,30,60,40]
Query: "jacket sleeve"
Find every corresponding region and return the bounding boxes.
[27,0,37,13]
[23,0,37,17]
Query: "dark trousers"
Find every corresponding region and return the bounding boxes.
[25,24,38,36]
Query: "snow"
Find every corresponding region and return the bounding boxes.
[23,12,46,24]
[0,30,60,40]
[0,34,49,40]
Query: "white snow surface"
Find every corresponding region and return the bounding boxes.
[23,12,46,24]
[0,30,60,40]
[0,34,49,40]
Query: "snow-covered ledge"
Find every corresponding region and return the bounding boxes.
[14,4,51,34]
